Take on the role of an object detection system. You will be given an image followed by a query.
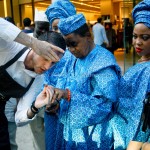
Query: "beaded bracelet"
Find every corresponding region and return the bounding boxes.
[30,101,39,114]
[66,88,71,102]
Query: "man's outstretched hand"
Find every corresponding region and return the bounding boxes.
[15,32,64,61]
[32,39,64,61]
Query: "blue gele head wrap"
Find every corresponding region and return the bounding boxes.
[132,0,150,28]
[45,0,76,25]
[58,13,86,36]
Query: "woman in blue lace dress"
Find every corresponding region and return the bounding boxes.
[112,1,150,150]
[45,13,121,150]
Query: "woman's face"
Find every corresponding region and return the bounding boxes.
[133,23,150,57]
[64,33,92,58]
[51,19,60,33]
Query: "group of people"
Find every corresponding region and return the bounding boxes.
[0,0,150,150]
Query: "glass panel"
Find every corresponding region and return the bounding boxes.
[123,0,142,74]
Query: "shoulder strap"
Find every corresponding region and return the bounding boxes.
[3,47,29,69]
[26,77,35,91]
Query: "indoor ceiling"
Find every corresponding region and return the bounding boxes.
[71,0,101,13]
[35,0,101,14]
[34,0,140,14]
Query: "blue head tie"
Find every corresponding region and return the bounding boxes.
[132,0,150,28]
[45,0,76,25]
[58,13,86,36]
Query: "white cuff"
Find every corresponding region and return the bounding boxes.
[2,24,21,42]
[15,108,37,127]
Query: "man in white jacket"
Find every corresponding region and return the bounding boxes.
[0,18,65,150]
[19,9,50,150]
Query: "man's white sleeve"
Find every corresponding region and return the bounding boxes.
[0,18,21,42]
[15,75,44,127]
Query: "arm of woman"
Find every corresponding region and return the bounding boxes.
[66,68,119,128]
[45,67,119,128]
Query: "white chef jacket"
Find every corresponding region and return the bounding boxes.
[0,17,44,126]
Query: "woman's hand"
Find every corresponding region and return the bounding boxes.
[34,85,54,109]
[51,88,68,103]
[45,88,68,115]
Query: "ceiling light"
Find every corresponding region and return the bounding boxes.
[71,1,100,9]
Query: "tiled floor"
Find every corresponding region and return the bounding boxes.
[16,125,34,150]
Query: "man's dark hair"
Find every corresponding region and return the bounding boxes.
[23,18,31,27]
[4,16,15,25]
[73,23,91,37]
[97,17,102,23]
[33,21,50,38]
[38,31,66,51]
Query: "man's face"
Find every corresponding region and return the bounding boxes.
[31,52,63,74]
[33,21,50,38]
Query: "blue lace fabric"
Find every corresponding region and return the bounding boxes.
[112,61,150,150]
[44,45,121,150]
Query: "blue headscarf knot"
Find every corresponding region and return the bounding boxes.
[58,13,86,36]
[132,0,150,28]
[45,0,76,25]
